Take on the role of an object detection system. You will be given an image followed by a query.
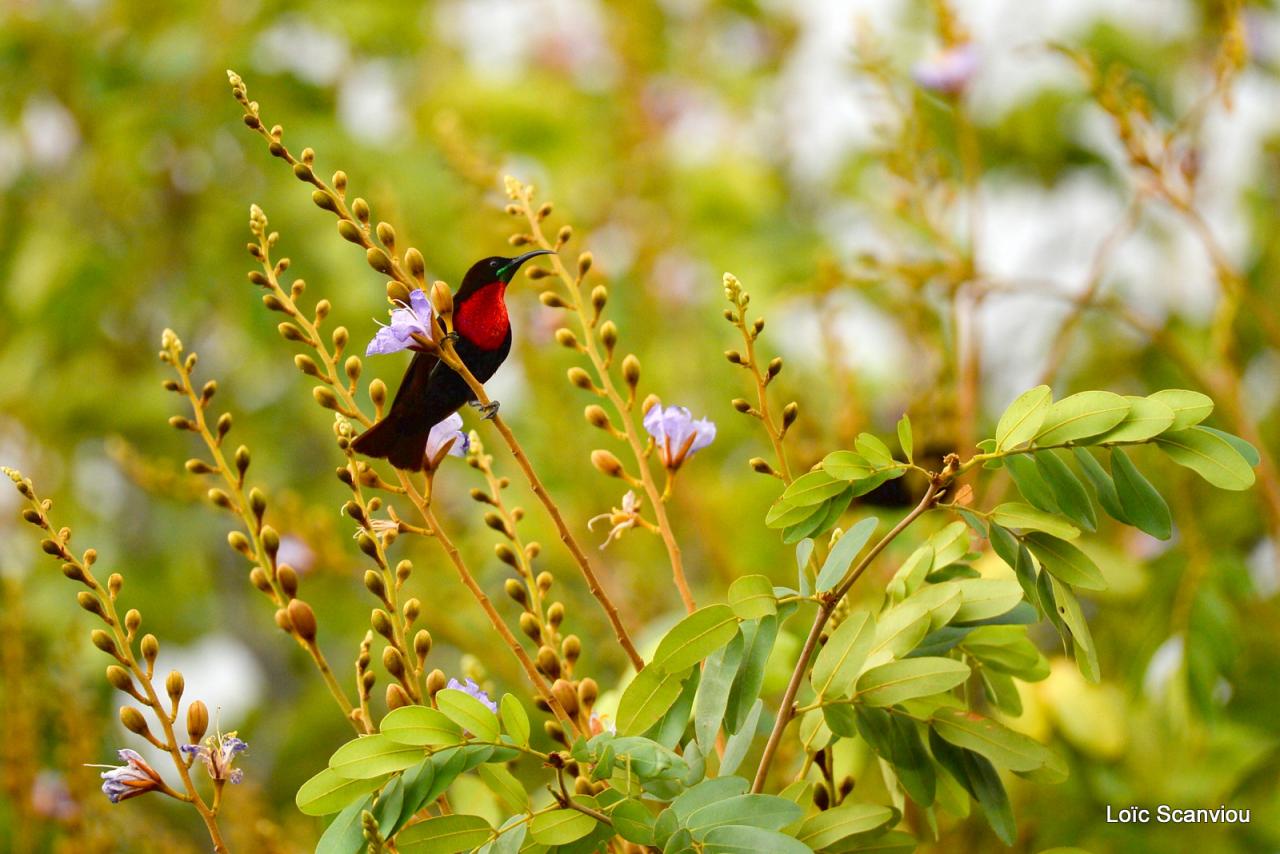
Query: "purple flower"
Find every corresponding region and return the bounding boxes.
[424,414,469,467]
[643,405,716,470]
[912,43,979,95]
[181,732,247,784]
[447,677,497,713]
[366,289,435,356]
[97,749,164,803]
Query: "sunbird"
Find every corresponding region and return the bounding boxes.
[353,249,553,470]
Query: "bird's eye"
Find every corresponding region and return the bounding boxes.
[490,260,500,268]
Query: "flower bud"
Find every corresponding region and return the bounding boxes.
[414,630,432,662]
[403,596,420,623]
[578,676,598,708]
[427,668,448,698]
[519,613,542,641]
[371,609,394,640]
[590,450,625,478]
[405,248,426,283]
[382,646,406,679]
[621,354,640,388]
[641,394,661,416]
[591,285,607,313]
[567,367,594,390]
[366,247,393,275]
[539,290,567,308]
[249,567,272,593]
[430,280,454,318]
[557,225,573,246]
[562,635,581,664]
[750,458,777,476]
[77,591,105,619]
[278,564,299,598]
[536,646,561,679]
[552,679,580,717]
[106,665,134,694]
[120,706,152,738]
[91,629,119,658]
[725,350,743,365]
[375,221,396,251]
[555,328,579,349]
[288,599,318,641]
[544,720,568,745]
[536,571,553,592]
[352,198,370,223]
[370,379,387,410]
[140,634,159,668]
[274,607,292,633]
[547,602,565,627]
[386,684,411,709]
[312,189,338,212]
[584,405,611,430]
[505,578,528,605]
[782,401,799,429]
[599,321,617,353]
[364,569,387,600]
[187,700,209,744]
[732,398,751,413]
[160,672,183,707]
[767,357,783,378]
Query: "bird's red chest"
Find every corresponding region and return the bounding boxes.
[454,282,510,349]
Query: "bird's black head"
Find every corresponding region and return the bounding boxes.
[460,250,555,292]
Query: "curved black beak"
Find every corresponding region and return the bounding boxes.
[497,249,554,283]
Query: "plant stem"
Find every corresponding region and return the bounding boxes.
[750,482,941,793]
[514,185,696,613]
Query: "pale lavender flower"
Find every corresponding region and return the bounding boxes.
[366,289,434,356]
[447,677,497,713]
[589,712,616,736]
[912,43,979,95]
[589,490,643,549]
[32,770,78,820]
[181,732,247,784]
[643,405,716,470]
[425,414,469,464]
[96,749,164,803]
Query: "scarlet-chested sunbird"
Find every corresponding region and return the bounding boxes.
[353,249,553,470]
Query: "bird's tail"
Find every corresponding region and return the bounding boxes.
[351,414,430,472]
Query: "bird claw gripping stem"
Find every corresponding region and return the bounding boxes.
[443,330,460,344]
[469,399,501,420]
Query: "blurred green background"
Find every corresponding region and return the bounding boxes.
[1,0,1278,851]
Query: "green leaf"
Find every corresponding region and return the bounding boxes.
[929,733,1014,845]
[990,503,1079,540]
[396,814,492,853]
[1048,577,1099,682]
[782,502,834,543]
[961,626,1047,677]
[781,469,848,506]
[529,808,597,845]
[816,516,880,592]
[435,689,500,743]
[694,632,745,754]
[824,450,874,481]
[865,601,932,668]
[856,433,895,467]
[671,777,750,822]
[394,759,436,834]
[1034,450,1096,531]
[613,798,657,845]
[328,734,425,780]
[810,488,856,541]
[728,575,777,619]
[650,668,699,749]
[1033,391,1130,445]
[796,801,897,849]
[372,775,405,836]
[720,699,763,777]
[995,385,1052,451]
[856,707,935,806]
[316,793,373,853]
[1095,394,1175,443]
[1200,426,1261,466]
[703,825,812,854]
[886,544,933,601]
[475,763,527,814]
[766,498,819,529]
[1155,427,1256,490]
[1149,389,1213,431]
[726,616,777,733]
[297,766,390,816]
[931,708,1055,771]
[832,830,918,852]
[686,794,803,837]
[1024,533,1106,591]
[1005,454,1060,513]
[952,578,1025,623]
[381,706,464,747]
[1072,447,1131,525]
[617,665,694,735]
[927,521,971,569]
[898,414,914,462]
[652,605,739,672]
[810,610,876,699]
[855,658,971,706]
[499,695,529,748]
[1110,448,1172,539]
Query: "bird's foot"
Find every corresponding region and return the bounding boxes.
[442,330,460,345]
[474,400,501,421]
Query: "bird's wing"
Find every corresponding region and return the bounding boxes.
[386,350,439,414]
